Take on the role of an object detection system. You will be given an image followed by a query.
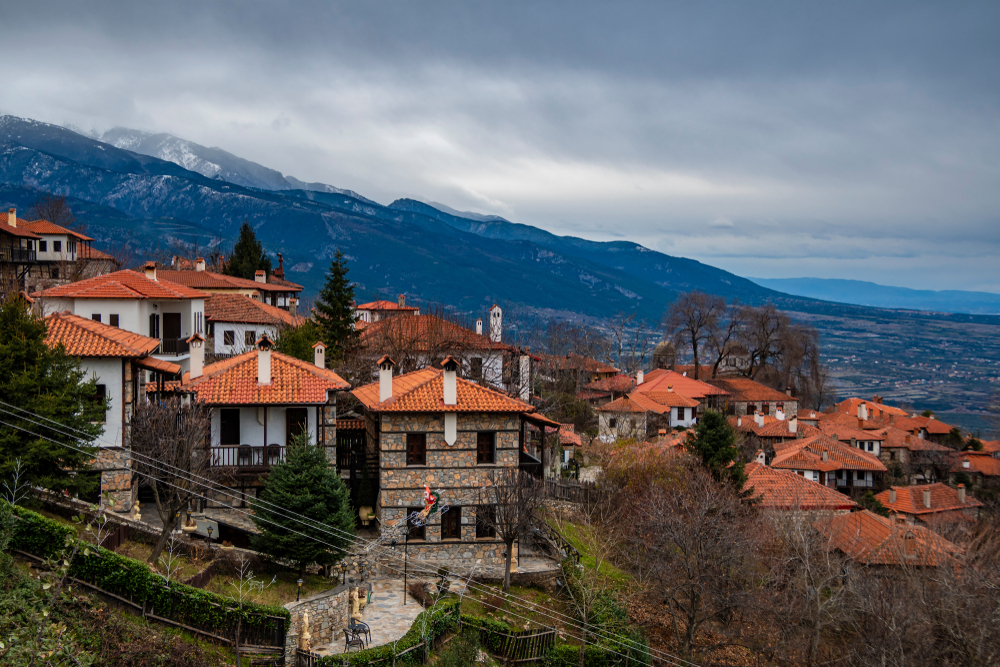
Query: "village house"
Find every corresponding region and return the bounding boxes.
[951,452,1000,486]
[36,264,208,374]
[874,483,982,530]
[354,294,419,325]
[632,368,730,413]
[577,373,634,405]
[205,293,305,356]
[730,412,818,450]
[535,352,619,394]
[743,461,858,513]
[42,311,181,512]
[770,434,887,490]
[20,216,94,290]
[350,356,546,565]
[0,208,42,292]
[160,255,304,312]
[817,417,885,456]
[160,335,349,513]
[595,389,700,443]
[814,510,962,568]
[876,426,952,483]
[704,376,799,418]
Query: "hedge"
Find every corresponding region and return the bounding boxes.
[10,504,290,639]
[316,597,461,666]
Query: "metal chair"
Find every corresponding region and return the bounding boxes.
[348,619,371,646]
[343,628,365,653]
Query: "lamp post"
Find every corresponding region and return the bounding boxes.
[296,578,303,602]
[206,525,213,546]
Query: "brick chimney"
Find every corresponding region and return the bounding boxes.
[256,334,274,385]
[254,270,266,283]
[890,488,897,504]
[378,355,396,403]
[312,341,326,369]
[7,208,15,227]
[195,257,206,272]
[143,261,157,281]
[398,294,405,308]
[274,253,285,280]
[187,333,205,380]
[858,418,864,429]
[958,483,966,504]
[923,487,931,509]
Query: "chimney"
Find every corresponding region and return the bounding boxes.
[958,484,966,504]
[755,411,764,428]
[890,488,897,504]
[289,298,298,318]
[737,416,742,427]
[256,334,274,385]
[667,385,674,392]
[195,257,206,272]
[890,414,895,425]
[441,356,458,406]
[378,355,396,403]
[519,354,531,401]
[776,408,785,421]
[756,449,766,465]
[658,428,667,436]
[274,253,285,280]
[923,488,931,509]
[398,294,405,308]
[489,305,502,343]
[858,418,864,429]
[789,415,798,433]
[7,208,15,227]
[475,318,483,335]
[785,386,792,397]
[143,261,157,281]
[254,270,266,283]
[187,333,205,380]
[312,341,326,369]
[637,370,644,385]
[905,434,911,444]
[850,437,857,449]
[858,403,868,420]
[822,449,829,462]
[962,459,970,469]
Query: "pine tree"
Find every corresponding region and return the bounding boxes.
[687,409,746,490]
[223,220,272,280]
[250,433,355,577]
[274,320,323,363]
[0,295,104,496]
[313,249,358,362]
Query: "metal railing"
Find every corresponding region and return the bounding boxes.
[211,445,287,468]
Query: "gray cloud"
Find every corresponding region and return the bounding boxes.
[1,0,998,291]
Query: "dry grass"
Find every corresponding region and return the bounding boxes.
[203,569,333,607]
[114,541,203,581]
[464,584,575,635]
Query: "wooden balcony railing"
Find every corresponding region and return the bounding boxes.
[159,338,190,356]
[0,246,37,263]
[211,445,286,468]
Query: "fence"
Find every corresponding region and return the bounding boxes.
[467,622,556,664]
[102,521,130,552]
[543,479,603,505]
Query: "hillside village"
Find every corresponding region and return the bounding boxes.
[2,207,1000,666]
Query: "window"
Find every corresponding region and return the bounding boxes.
[856,471,866,481]
[476,506,496,538]
[477,432,495,465]
[93,385,107,422]
[220,409,241,446]
[91,314,102,323]
[195,311,203,334]
[69,241,76,254]
[39,240,47,252]
[761,404,770,415]
[245,330,256,346]
[470,357,483,381]
[746,404,756,415]
[223,330,235,346]
[148,313,159,339]
[406,433,426,466]
[53,240,62,253]
[50,267,59,279]
[890,451,897,461]
[109,314,119,328]
[868,442,875,452]
[692,407,698,420]
[608,418,618,429]
[441,506,461,540]
[407,507,426,541]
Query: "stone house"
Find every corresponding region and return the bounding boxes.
[595,390,700,443]
[632,369,730,413]
[704,376,799,419]
[0,208,42,292]
[743,462,858,513]
[205,293,305,356]
[42,311,181,511]
[874,483,982,531]
[876,426,952,484]
[771,434,887,491]
[351,356,540,565]
[354,294,420,324]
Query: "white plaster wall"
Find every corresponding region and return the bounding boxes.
[670,407,698,428]
[210,405,319,447]
[36,234,77,262]
[80,357,125,448]
[791,469,820,483]
[211,322,278,354]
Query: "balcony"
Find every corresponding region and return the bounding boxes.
[0,246,37,263]
[158,338,190,356]
[211,445,287,469]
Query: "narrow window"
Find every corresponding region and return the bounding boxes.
[407,507,426,541]
[224,330,235,346]
[441,506,461,540]
[110,314,119,328]
[93,384,107,423]
[746,404,756,415]
[476,506,496,538]
[39,240,47,252]
[692,407,698,420]
[477,432,495,465]
[608,418,617,429]
[762,404,770,416]
[406,433,426,466]
[245,330,256,346]
[53,240,62,253]
[470,357,484,381]
[50,267,59,279]
[220,409,241,446]
[91,314,101,323]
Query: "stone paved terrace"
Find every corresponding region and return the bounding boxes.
[312,578,430,656]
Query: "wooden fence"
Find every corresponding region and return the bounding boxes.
[102,522,130,552]
[543,479,603,505]
[469,622,556,664]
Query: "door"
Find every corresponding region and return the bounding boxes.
[285,408,308,445]
[162,313,181,341]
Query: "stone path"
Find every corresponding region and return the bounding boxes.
[312,578,428,656]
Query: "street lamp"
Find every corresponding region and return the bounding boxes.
[296,578,304,602]
[206,525,213,546]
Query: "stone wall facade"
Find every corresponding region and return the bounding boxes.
[284,584,351,663]
[374,412,520,565]
[95,446,135,512]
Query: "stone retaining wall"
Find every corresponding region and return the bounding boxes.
[283,584,351,663]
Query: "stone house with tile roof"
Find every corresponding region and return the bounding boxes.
[161,256,304,312]
[632,369,730,413]
[875,483,982,530]
[42,311,182,512]
[704,376,799,419]
[205,293,306,356]
[354,294,420,324]
[0,208,42,292]
[876,426,953,484]
[351,356,542,565]
[771,434,887,490]
[814,510,962,568]
[744,462,858,513]
[595,390,700,443]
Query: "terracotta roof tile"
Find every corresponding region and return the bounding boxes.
[38,270,209,300]
[43,311,161,357]
[206,294,305,327]
[0,218,42,239]
[744,462,858,510]
[161,349,349,405]
[22,219,93,241]
[538,352,619,375]
[951,453,1000,477]
[875,483,982,515]
[352,367,533,413]
[771,434,887,473]
[639,391,701,409]
[833,397,909,419]
[632,369,728,400]
[358,314,513,352]
[158,269,303,293]
[814,510,961,567]
[356,299,419,312]
[818,419,885,442]
[704,377,794,403]
[77,245,117,262]
[877,426,952,453]
[584,374,635,393]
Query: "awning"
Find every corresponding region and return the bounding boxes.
[136,356,182,376]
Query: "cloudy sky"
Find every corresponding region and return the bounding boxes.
[3,1,998,292]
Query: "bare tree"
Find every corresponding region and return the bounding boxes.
[706,302,745,378]
[476,467,543,593]
[606,311,655,374]
[663,292,725,380]
[128,397,219,563]
[30,194,82,233]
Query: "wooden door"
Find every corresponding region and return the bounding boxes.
[162,313,181,340]
[285,408,308,445]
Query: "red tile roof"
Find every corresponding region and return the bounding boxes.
[352,367,534,413]
[980,440,1000,455]
[909,415,955,435]
[596,394,659,414]
[38,270,209,300]
[814,510,961,567]
[43,311,161,358]
[744,462,858,511]
[639,391,701,409]
[77,245,117,262]
[558,424,582,447]
[875,483,982,516]
[730,415,818,439]
[206,294,304,327]
[818,419,885,442]
[163,349,349,405]
[877,426,952,453]
[356,299,419,312]
[538,352,619,375]
[358,314,513,352]
[771,434,887,473]
[704,377,794,403]
[951,453,1000,477]
[632,369,728,400]
[833,397,909,419]
[0,217,42,239]
[158,269,303,293]
[584,374,635,393]
[22,219,93,241]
